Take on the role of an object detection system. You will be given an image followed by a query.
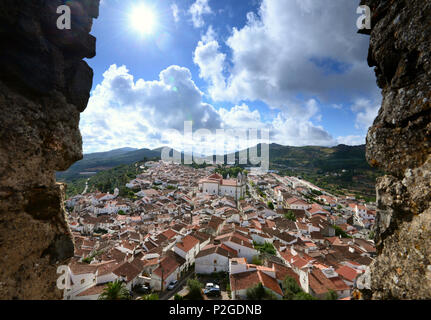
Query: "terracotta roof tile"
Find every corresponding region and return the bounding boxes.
[175,235,199,252]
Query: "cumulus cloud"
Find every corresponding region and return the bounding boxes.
[271,112,336,147]
[81,64,222,153]
[188,0,212,28]
[81,65,339,155]
[194,27,227,92]
[351,98,381,131]
[193,0,378,113]
[218,103,264,129]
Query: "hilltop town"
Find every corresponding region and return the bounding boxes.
[63,161,376,300]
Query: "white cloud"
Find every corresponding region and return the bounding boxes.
[351,98,381,131]
[81,65,341,154]
[336,135,366,146]
[193,0,378,114]
[271,111,336,147]
[193,28,227,92]
[171,3,180,23]
[218,103,264,129]
[201,25,217,43]
[188,0,212,28]
[81,64,222,153]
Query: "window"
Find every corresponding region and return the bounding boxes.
[214,259,217,264]
[81,279,85,285]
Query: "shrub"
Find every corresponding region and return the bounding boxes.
[184,278,204,300]
[284,210,297,222]
[253,242,276,255]
[267,201,275,210]
[325,289,338,300]
[98,280,131,300]
[142,293,159,300]
[333,225,351,238]
[174,293,184,300]
[251,255,263,265]
[246,283,278,300]
[292,291,316,300]
[282,276,316,300]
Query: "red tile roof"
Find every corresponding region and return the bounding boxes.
[335,265,359,282]
[272,262,300,284]
[112,262,141,282]
[76,284,106,297]
[196,244,237,259]
[257,270,283,296]
[230,270,282,297]
[162,229,177,240]
[175,235,200,252]
[153,253,185,279]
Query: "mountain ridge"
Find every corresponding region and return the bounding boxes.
[59,143,380,198]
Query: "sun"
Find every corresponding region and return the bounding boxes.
[130,4,157,35]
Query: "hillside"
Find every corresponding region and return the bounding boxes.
[61,144,382,199]
[56,147,161,182]
[267,144,382,198]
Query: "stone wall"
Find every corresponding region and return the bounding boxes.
[357,0,431,299]
[0,0,100,299]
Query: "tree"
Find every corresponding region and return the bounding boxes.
[292,291,316,300]
[98,280,131,300]
[185,278,203,300]
[282,276,316,300]
[325,289,338,300]
[284,210,297,222]
[246,283,266,300]
[267,201,275,210]
[174,293,184,300]
[246,283,278,300]
[333,225,351,238]
[142,293,159,300]
[282,276,302,300]
[253,242,276,255]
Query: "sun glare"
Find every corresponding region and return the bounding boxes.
[130,4,157,35]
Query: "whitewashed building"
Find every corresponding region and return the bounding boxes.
[198,173,246,200]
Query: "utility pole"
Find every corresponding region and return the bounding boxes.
[161,267,164,292]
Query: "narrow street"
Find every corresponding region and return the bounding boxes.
[159,271,194,300]
[81,178,90,195]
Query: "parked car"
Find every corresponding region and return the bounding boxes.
[204,287,221,297]
[205,282,220,290]
[167,280,178,290]
[135,285,151,295]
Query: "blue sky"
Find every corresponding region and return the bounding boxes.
[81,0,381,154]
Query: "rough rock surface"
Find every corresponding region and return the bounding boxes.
[358,0,431,299]
[0,0,99,299]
